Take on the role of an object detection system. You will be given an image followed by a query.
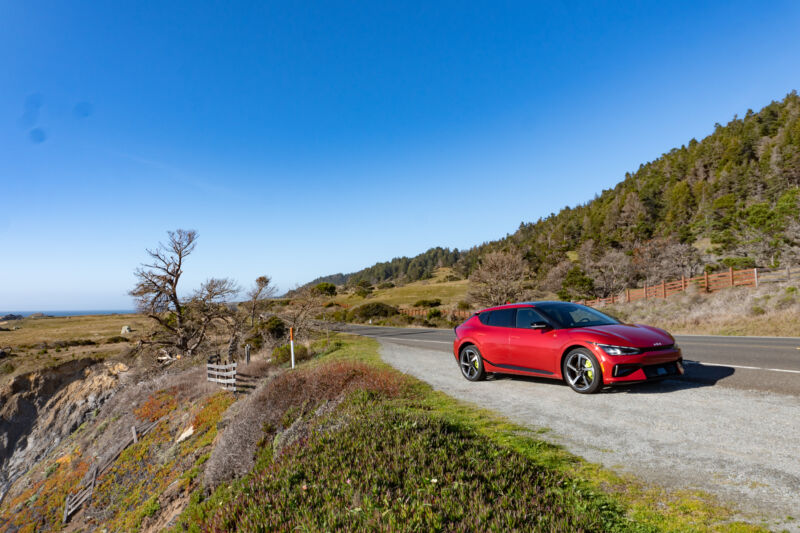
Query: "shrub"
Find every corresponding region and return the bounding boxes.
[413,298,441,308]
[0,362,14,375]
[202,360,409,490]
[445,274,461,281]
[427,308,442,320]
[272,344,310,365]
[262,316,287,340]
[354,287,372,298]
[749,305,766,316]
[457,300,471,310]
[786,286,798,295]
[721,257,757,269]
[314,282,337,296]
[351,302,399,321]
[377,282,395,289]
[105,336,129,344]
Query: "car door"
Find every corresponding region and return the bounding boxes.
[508,307,560,375]
[482,308,516,366]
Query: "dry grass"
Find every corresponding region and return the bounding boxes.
[0,313,146,346]
[598,281,800,336]
[0,314,147,385]
[336,268,469,309]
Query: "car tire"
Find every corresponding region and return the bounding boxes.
[458,344,486,382]
[562,348,602,394]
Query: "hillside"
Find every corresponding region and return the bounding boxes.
[309,92,800,299]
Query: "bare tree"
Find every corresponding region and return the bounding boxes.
[246,275,276,326]
[540,260,573,294]
[129,229,239,358]
[467,251,528,307]
[586,249,633,297]
[279,285,326,340]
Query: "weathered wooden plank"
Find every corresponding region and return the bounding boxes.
[206,363,237,370]
[207,377,237,385]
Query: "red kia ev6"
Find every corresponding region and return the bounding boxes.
[453,301,683,393]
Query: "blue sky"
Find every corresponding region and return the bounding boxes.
[1,1,799,310]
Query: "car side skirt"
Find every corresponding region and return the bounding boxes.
[482,357,555,376]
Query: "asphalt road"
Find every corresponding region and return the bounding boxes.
[337,324,800,396]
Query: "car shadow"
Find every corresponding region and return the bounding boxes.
[489,361,736,394]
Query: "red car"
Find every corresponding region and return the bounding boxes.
[453,301,683,393]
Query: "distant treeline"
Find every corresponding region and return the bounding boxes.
[307,92,800,296]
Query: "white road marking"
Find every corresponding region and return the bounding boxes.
[368,336,452,344]
[685,360,800,374]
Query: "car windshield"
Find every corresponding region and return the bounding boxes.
[533,303,619,328]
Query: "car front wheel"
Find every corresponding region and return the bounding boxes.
[563,348,602,393]
[459,345,486,382]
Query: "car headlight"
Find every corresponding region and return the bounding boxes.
[594,343,641,355]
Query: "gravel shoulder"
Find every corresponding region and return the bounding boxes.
[379,340,800,528]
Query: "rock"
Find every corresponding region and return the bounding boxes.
[0,348,9,360]
[0,314,22,321]
[176,426,194,443]
[120,325,132,334]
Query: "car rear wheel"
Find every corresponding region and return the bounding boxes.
[459,345,486,382]
[563,348,602,394]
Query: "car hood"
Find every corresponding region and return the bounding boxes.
[571,323,673,348]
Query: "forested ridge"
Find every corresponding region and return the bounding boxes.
[309,92,800,299]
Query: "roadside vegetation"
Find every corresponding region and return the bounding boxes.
[1,325,770,531]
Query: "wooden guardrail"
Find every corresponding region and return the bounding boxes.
[398,308,472,319]
[577,266,799,308]
[207,362,238,392]
[63,418,159,524]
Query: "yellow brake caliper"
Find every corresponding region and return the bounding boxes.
[584,359,593,380]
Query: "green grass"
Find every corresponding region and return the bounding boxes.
[173,334,765,532]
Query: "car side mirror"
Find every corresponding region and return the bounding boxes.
[530,321,549,330]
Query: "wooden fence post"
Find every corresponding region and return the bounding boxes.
[644,282,648,300]
[661,279,666,298]
[681,275,686,290]
[754,268,759,288]
[729,267,734,287]
[704,271,710,292]
[625,288,630,303]
[131,426,137,444]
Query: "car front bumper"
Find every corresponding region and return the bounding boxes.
[598,348,684,384]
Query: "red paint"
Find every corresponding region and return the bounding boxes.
[453,302,683,389]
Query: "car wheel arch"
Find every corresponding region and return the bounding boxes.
[559,344,594,378]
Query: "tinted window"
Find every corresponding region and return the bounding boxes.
[515,307,547,328]
[487,308,515,328]
[478,311,491,325]
[534,303,619,328]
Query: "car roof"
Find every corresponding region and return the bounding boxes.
[478,301,576,312]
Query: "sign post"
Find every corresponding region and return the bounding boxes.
[290,327,295,369]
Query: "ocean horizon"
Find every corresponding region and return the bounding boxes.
[0,310,138,318]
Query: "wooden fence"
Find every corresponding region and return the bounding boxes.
[63,418,159,524]
[207,362,238,392]
[398,307,472,319]
[577,266,800,308]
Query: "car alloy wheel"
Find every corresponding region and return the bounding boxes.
[459,345,486,382]
[563,348,602,393]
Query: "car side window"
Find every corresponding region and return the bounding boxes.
[478,311,491,325]
[487,308,515,328]
[515,307,546,328]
